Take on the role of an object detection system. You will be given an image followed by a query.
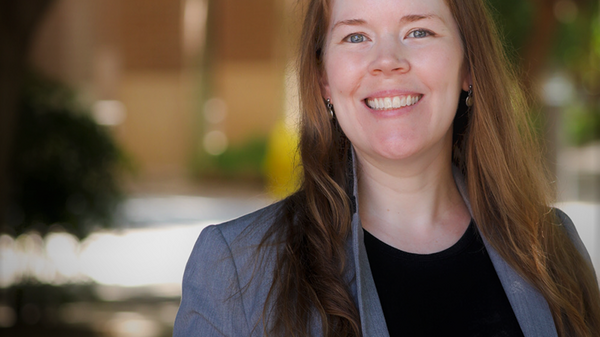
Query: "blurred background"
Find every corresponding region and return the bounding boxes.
[0,0,599,336]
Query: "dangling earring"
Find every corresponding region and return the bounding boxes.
[326,98,334,119]
[466,85,473,107]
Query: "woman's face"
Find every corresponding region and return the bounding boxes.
[321,0,469,165]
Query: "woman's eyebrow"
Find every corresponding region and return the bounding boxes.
[400,14,442,24]
[331,18,367,32]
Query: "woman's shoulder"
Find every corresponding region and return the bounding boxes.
[174,201,285,336]
[206,200,284,248]
[182,200,285,291]
[186,200,285,283]
[554,208,594,266]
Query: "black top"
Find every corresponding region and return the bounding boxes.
[363,221,525,337]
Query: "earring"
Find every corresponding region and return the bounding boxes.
[326,98,334,119]
[466,85,473,107]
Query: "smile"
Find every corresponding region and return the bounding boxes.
[365,95,423,111]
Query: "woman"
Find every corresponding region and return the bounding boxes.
[174,0,600,336]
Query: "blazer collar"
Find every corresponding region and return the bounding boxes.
[348,148,390,336]
[348,149,557,337]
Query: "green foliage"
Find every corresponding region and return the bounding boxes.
[594,15,600,57]
[554,1,600,145]
[564,103,600,146]
[8,72,130,239]
[194,136,268,179]
[490,0,600,146]
[553,1,599,72]
[487,0,535,65]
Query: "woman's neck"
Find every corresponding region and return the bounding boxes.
[357,149,471,254]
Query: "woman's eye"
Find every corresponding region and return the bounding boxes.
[408,29,431,39]
[345,34,366,43]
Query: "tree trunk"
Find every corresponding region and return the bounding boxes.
[0,0,56,231]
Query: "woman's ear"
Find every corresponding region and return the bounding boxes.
[320,72,331,99]
[462,72,472,91]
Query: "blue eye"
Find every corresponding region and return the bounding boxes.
[345,33,366,43]
[408,29,431,38]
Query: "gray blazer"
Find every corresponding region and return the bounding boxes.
[174,164,594,336]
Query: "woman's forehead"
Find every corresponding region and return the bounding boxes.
[327,0,454,26]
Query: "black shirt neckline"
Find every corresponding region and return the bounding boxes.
[363,219,525,337]
[363,219,476,262]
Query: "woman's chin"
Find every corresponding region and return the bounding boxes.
[358,143,422,163]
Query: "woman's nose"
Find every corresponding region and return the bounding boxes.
[368,37,410,76]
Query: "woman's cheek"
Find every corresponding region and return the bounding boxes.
[329,52,368,93]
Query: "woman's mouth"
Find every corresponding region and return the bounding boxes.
[365,94,423,111]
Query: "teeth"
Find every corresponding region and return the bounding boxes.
[384,97,392,109]
[366,95,421,110]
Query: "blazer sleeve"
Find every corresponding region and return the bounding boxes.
[174,225,250,336]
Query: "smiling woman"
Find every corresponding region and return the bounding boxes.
[174,0,600,336]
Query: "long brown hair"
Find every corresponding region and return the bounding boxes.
[260,0,600,336]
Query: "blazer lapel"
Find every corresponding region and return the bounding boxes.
[348,148,390,337]
[452,166,558,337]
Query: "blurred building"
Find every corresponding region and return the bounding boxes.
[26,0,600,202]
[30,0,295,185]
